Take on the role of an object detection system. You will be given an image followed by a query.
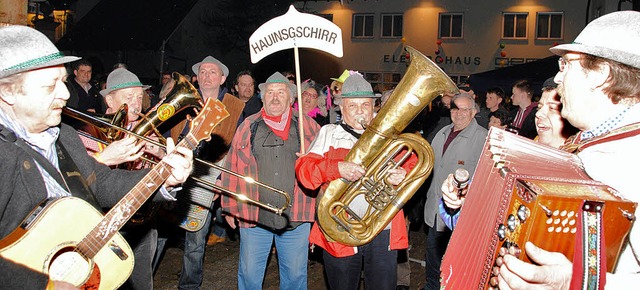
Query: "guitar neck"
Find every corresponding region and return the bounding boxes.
[78,134,198,258]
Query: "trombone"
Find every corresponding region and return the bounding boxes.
[63,106,291,215]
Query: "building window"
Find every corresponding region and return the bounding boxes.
[381,13,403,38]
[439,13,463,39]
[353,13,374,38]
[536,12,563,39]
[502,12,528,39]
[363,72,401,92]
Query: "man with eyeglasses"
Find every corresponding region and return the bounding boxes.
[220,72,320,289]
[422,92,487,290]
[498,10,640,289]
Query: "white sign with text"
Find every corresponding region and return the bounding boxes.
[249,5,343,63]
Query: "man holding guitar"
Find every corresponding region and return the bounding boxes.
[0,26,194,289]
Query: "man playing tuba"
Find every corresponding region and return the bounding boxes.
[296,74,416,290]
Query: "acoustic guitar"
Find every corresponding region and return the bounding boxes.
[0,98,229,289]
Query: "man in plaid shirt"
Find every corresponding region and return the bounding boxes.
[220,72,320,290]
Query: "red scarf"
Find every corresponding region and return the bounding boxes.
[261,107,292,140]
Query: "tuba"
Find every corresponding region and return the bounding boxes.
[317,46,458,246]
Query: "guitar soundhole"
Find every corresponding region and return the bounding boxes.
[48,246,94,287]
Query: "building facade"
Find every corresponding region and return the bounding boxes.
[294,0,615,91]
[2,0,636,89]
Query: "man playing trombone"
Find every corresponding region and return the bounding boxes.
[80,68,166,166]
[76,67,172,289]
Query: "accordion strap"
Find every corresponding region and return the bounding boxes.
[570,201,606,290]
[562,122,640,153]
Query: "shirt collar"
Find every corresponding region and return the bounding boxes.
[0,108,59,151]
[580,103,640,140]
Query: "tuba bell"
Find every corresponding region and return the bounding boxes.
[317,46,459,246]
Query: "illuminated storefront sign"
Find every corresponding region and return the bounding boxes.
[383,54,481,66]
[430,56,481,65]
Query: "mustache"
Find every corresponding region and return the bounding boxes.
[52,102,66,109]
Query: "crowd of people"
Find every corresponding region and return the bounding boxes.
[1,9,639,290]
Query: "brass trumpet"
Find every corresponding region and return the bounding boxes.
[62,106,291,216]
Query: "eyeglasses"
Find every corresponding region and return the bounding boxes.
[558,57,582,72]
[302,91,318,99]
[331,86,341,93]
[287,76,295,81]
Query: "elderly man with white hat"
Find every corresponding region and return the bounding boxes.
[0,26,193,289]
[77,68,166,167]
[80,67,169,290]
[220,72,320,290]
[499,10,640,289]
[296,74,414,290]
[178,55,245,289]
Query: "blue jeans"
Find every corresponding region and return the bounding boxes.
[121,227,158,290]
[423,225,451,290]
[178,211,212,290]
[238,223,311,290]
[211,202,226,238]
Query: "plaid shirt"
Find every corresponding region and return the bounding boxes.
[220,111,320,228]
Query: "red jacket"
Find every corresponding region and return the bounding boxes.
[295,124,412,257]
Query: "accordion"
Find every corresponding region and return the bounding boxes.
[440,128,636,289]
